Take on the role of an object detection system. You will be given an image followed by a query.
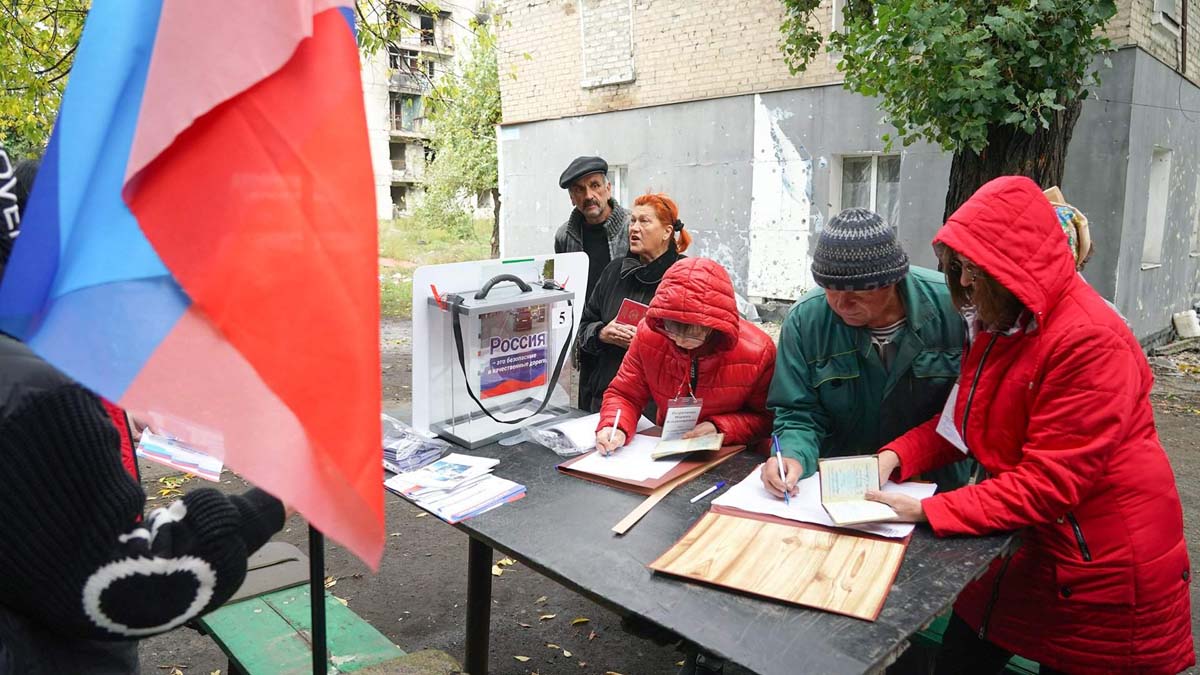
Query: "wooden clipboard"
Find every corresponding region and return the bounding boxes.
[557,444,743,496]
[649,509,909,621]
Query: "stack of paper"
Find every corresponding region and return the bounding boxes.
[711,465,937,539]
[382,415,449,474]
[566,433,682,482]
[384,453,525,524]
[536,412,655,454]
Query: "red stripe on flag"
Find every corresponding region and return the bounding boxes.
[125,10,383,566]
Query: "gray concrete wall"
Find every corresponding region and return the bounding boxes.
[497,96,756,291]
[1109,49,1200,338]
[497,47,1199,339]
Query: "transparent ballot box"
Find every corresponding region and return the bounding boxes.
[427,274,575,448]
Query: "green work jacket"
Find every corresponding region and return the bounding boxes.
[767,266,972,492]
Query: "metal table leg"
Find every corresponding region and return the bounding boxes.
[465,537,493,674]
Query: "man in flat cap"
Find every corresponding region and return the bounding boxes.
[554,156,630,301]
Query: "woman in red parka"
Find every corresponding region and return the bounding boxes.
[867,176,1194,674]
[594,257,775,454]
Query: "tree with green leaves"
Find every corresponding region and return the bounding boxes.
[0,0,88,158]
[780,0,1116,219]
[414,18,501,256]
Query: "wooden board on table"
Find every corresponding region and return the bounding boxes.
[648,511,906,621]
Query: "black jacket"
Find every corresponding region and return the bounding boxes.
[0,334,283,670]
[576,248,683,411]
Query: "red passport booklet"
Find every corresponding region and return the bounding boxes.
[616,298,650,326]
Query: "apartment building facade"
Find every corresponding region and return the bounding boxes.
[494,0,1200,341]
[361,1,485,220]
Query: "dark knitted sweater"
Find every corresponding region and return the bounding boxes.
[0,335,284,646]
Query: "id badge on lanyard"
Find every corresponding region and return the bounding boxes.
[662,360,703,441]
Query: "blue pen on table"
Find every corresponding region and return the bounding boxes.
[772,434,790,506]
[690,480,727,504]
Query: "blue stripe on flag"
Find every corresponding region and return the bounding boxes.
[0,0,187,398]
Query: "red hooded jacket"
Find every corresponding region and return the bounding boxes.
[597,258,775,448]
[885,177,1193,674]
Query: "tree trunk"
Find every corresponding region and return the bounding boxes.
[943,98,1083,221]
[490,186,501,258]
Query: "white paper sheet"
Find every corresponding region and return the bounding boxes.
[711,464,937,539]
[566,433,682,482]
[936,383,969,453]
[545,412,654,451]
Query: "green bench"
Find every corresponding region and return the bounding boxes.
[195,543,459,675]
[912,613,1042,674]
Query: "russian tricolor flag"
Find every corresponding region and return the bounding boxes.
[0,2,384,566]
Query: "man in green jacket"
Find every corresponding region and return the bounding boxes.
[764,208,971,498]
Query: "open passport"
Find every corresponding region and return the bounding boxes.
[650,433,725,460]
[818,455,898,525]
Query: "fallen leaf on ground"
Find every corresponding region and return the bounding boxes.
[570,617,589,625]
[588,630,598,641]
[605,671,624,675]
[513,656,530,662]
[324,576,337,588]
[563,650,572,657]
[676,661,685,666]
[578,662,587,668]
[545,643,559,649]
[491,564,505,577]
[535,595,547,604]
[518,621,531,628]
[539,613,556,621]
[389,532,401,537]
[415,512,428,518]
[497,557,516,567]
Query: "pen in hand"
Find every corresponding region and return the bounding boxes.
[604,409,622,457]
[772,434,790,506]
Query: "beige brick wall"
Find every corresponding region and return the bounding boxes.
[497,0,841,124]
[1120,0,1200,85]
[497,0,1199,125]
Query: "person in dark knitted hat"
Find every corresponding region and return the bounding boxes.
[764,206,973,500]
[810,207,910,290]
[0,141,287,673]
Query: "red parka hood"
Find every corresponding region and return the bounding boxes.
[645,257,741,353]
[934,176,1076,320]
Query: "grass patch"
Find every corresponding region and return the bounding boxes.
[379,217,493,318]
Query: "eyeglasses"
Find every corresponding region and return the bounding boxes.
[948,257,980,281]
[662,320,711,342]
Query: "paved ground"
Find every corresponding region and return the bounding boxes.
[139,319,1200,675]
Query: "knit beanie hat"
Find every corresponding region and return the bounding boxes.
[811,207,909,290]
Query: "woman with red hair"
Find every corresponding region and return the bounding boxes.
[576,192,691,412]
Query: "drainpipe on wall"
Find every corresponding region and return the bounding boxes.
[1181,0,1187,75]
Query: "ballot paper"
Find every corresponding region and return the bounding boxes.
[566,433,682,482]
[540,412,654,452]
[711,465,937,539]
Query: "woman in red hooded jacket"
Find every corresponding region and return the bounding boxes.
[594,257,775,454]
[867,176,1193,674]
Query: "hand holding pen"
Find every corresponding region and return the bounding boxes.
[763,434,800,502]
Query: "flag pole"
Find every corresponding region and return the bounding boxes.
[309,525,327,673]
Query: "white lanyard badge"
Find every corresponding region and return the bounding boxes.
[661,359,703,441]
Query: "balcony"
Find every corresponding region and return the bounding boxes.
[389,72,432,95]
[390,115,429,139]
